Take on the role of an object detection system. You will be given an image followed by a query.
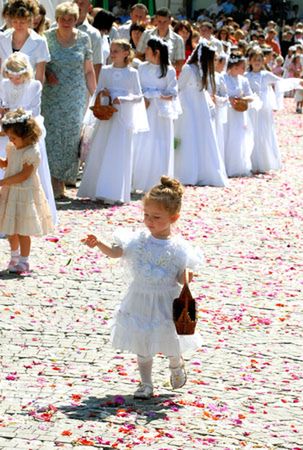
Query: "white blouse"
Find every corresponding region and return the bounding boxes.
[0,28,50,72]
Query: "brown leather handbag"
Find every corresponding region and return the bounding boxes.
[173,269,197,335]
[90,92,117,120]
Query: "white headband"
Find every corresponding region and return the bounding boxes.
[2,110,32,125]
[3,66,29,76]
[229,55,246,64]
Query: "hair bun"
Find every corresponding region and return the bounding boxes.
[160,176,184,197]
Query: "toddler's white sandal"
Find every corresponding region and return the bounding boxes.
[7,258,18,272]
[9,261,30,274]
[133,383,153,400]
[169,359,187,389]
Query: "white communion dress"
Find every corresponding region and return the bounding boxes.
[77,65,148,203]
[132,62,181,192]
[0,78,57,225]
[246,70,302,173]
[214,71,229,161]
[223,73,254,177]
[111,230,203,358]
[174,64,228,187]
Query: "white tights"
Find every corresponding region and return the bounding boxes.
[137,354,182,385]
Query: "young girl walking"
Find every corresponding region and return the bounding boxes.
[132,38,180,192]
[82,176,203,399]
[174,41,228,187]
[246,48,303,173]
[0,52,57,224]
[77,39,148,204]
[0,109,53,273]
[223,52,254,177]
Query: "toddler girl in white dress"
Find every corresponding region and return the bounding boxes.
[82,176,203,399]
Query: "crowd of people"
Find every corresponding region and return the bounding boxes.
[0,0,302,266]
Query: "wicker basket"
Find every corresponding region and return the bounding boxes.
[90,92,117,120]
[173,270,197,335]
[232,97,248,112]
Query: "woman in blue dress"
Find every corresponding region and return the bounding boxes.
[41,1,96,198]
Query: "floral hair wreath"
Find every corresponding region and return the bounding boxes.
[4,66,29,76]
[2,52,32,76]
[228,54,246,64]
[1,110,32,125]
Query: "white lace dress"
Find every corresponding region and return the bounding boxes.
[111,230,203,358]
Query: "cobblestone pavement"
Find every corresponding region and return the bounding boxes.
[0,100,302,450]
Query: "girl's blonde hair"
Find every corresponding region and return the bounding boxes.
[55,1,79,21]
[2,52,33,80]
[144,176,185,215]
[1,108,41,145]
[111,39,134,65]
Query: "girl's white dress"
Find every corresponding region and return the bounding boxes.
[0,143,53,236]
[214,71,229,161]
[223,73,254,177]
[77,65,148,203]
[132,62,180,192]
[111,230,203,357]
[0,78,57,225]
[174,64,228,187]
[246,70,303,173]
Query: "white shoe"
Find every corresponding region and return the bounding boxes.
[9,261,30,274]
[170,359,187,389]
[133,383,153,400]
[7,258,19,272]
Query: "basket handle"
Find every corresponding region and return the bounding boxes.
[183,268,190,311]
[184,268,190,285]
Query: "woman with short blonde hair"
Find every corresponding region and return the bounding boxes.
[55,1,79,21]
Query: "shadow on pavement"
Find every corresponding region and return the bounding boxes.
[58,393,183,424]
[0,270,31,279]
[55,191,144,211]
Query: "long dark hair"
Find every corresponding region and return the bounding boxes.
[146,38,170,78]
[188,42,216,93]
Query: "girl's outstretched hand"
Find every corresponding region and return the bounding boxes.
[81,234,98,248]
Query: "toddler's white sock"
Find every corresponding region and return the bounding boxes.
[137,355,153,385]
[11,250,20,262]
[168,355,182,369]
[19,256,29,264]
